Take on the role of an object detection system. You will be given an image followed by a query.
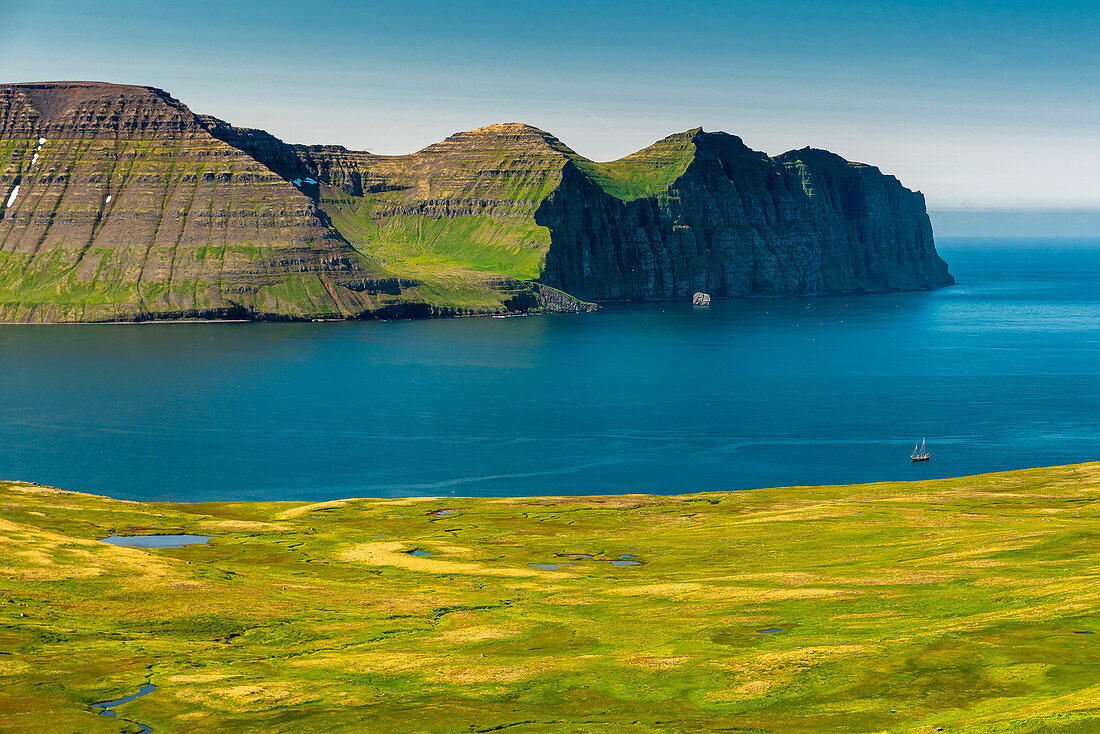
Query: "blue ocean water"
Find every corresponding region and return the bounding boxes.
[2,239,1099,502]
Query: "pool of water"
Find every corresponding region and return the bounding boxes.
[98,535,212,548]
[4,240,1100,501]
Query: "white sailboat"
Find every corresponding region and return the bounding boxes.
[911,437,931,462]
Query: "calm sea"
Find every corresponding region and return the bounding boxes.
[2,238,1099,502]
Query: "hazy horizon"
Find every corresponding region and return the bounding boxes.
[930,210,1100,238]
[3,0,1098,211]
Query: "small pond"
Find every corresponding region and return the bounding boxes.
[555,552,642,567]
[98,535,212,549]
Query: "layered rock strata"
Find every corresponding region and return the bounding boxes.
[0,82,950,323]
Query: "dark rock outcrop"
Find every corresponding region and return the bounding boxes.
[536,130,951,301]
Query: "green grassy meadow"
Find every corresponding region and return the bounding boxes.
[3,464,1100,732]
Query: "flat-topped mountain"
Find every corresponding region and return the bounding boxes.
[0,82,951,322]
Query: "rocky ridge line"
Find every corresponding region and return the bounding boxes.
[0,81,949,323]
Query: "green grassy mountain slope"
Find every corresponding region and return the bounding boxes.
[570,128,699,200]
[0,83,415,322]
[295,124,572,282]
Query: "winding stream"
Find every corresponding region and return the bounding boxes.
[91,683,156,733]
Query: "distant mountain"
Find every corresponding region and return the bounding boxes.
[0,82,951,322]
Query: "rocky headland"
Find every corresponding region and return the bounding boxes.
[0,82,952,322]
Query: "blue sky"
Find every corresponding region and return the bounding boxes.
[2,0,1098,211]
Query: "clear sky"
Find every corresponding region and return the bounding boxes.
[2,0,1098,211]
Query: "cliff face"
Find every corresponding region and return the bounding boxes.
[0,83,416,322]
[536,130,951,300]
[0,82,950,323]
[286,124,949,304]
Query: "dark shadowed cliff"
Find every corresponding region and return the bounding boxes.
[537,130,950,300]
[0,82,950,322]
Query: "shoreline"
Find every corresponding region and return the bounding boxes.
[5,460,1094,506]
[0,282,957,326]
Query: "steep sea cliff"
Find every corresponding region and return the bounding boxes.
[539,131,949,300]
[0,82,951,322]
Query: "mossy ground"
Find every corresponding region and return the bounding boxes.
[321,187,549,282]
[573,131,698,202]
[3,465,1100,733]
